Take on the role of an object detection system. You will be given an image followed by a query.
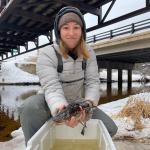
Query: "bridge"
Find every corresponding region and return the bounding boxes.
[89,20,150,63]
[0,0,150,59]
[90,28,150,93]
[0,0,150,89]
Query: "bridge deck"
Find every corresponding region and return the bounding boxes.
[91,30,150,63]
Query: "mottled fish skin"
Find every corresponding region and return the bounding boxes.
[52,100,93,123]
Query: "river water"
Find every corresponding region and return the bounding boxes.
[100,82,150,104]
[0,82,150,119]
[0,85,40,120]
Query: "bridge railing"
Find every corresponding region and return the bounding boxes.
[86,18,150,43]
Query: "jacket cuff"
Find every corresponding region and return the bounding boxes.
[47,99,68,117]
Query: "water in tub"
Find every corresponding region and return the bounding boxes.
[50,139,99,150]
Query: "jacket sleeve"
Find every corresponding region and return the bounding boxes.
[36,46,68,116]
[84,47,100,106]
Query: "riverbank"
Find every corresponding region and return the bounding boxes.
[101,92,150,150]
[0,82,40,85]
[0,112,20,142]
[0,54,39,84]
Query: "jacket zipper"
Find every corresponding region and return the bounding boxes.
[73,60,76,74]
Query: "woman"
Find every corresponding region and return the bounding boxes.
[19,6,117,145]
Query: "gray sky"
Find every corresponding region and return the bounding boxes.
[85,0,150,35]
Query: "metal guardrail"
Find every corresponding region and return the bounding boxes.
[86,18,150,43]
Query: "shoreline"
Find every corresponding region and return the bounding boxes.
[0,82,40,85]
[0,79,150,85]
[0,74,150,86]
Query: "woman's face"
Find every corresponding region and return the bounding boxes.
[60,21,82,49]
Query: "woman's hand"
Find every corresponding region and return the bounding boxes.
[65,106,86,128]
[53,105,67,124]
[53,100,93,127]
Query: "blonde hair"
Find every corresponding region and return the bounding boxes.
[59,35,90,59]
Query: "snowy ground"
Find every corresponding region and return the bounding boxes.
[100,93,150,141]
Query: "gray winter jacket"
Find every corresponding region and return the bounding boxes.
[36,43,100,116]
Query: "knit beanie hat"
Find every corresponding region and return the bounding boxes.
[58,12,83,29]
[54,6,86,44]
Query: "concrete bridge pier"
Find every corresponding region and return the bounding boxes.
[98,60,134,96]
[118,69,123,94]
[118,69,132,94]
[127,69,132,94]
[107,68,112,98]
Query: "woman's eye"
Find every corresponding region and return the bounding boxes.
[74,25,81,29]
[74,26,80,29]
[62,26,69,30]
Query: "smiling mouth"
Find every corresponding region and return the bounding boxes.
[67,38,77,40]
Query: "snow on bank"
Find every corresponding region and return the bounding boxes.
[0,128,25,150]
[0,61,39,83]
[99,92,150,140]
[0,51,39,84]
[0,92,150,150]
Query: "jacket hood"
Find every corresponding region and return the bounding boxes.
[54,6,86,44]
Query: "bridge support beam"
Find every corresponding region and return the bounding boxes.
[98,60,134,99]
[107,68,112,98]
[107,68,112,83]
[128,69,132,94]
[118,69,123,94]
[146,0,150,6]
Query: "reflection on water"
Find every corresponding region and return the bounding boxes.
[0,85,40,120]
[0,83,150,117]
[0,111,20,142]
[0,85,40,141]
[99,82,150,104]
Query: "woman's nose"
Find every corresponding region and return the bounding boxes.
[68,28,74,36]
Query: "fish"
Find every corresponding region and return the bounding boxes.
[52,100,95,135]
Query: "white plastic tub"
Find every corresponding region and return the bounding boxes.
[26,119,116,150]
